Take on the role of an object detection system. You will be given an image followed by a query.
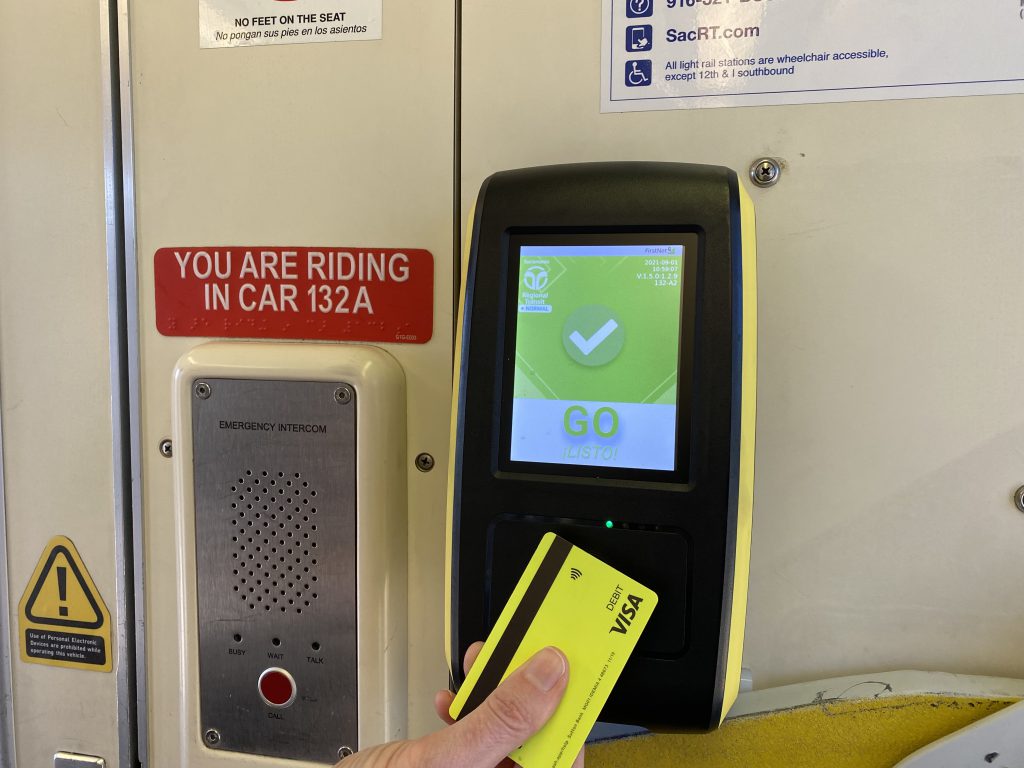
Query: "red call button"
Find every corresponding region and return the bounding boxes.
[258,667,297,708]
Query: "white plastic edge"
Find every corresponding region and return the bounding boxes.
[893,698,1024,768]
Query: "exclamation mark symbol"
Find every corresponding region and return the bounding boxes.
[57,566,68,617]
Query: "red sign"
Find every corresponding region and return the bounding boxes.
[155,247,433,343]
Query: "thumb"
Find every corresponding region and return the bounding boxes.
[421,647,569,768]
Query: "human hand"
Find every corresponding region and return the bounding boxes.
[337,643,584,768]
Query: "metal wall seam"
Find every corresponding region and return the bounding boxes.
[453,0,463,348]
[116,0,148,760]
[101,0,142,764]
[0,387,18,768]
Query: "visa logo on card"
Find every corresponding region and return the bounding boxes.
[449,532,658,768]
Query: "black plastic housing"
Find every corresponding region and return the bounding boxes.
[449,162,746,731]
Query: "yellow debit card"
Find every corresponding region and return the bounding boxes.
[449,532,658,768]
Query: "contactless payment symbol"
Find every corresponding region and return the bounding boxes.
[523,265,549,291]
[626,60,652,87]
[626,0,653,18]
[562,305,624,367]
[627,25,652,52]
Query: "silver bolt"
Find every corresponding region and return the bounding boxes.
[159,439,173,458]
[203,728,221,747]
[749,157,782,188]
[194,381,212,400]
[337,746,354,760]
[1014,485,1024,513]
[415,453,435,472]
[334,385,353,405]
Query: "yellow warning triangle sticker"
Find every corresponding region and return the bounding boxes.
[18,536,111,672]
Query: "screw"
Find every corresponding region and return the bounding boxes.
[338,746,354,760]
[159,439,173,458]
[749,157,782,188]
[194,381,212,400]
[1014,485,1024,513]
[334,385,353,405]
[415,453,435,472]
[204,729,221,747]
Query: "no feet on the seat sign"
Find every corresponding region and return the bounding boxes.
[199,0,382,48]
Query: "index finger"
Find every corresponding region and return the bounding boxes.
[463,640,485,675]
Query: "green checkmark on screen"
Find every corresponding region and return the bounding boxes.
[512,245,684,405]
[562,305,624,366]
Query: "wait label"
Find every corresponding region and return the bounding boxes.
[18,536,112,672]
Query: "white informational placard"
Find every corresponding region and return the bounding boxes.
[200,0,381,48]
[602,0,1024,111]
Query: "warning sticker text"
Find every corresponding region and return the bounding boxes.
[25,629,107,667]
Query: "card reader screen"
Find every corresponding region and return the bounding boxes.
[509,240,692,472]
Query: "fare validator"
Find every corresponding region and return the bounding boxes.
[446,162,757,729]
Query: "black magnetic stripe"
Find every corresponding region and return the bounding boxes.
[459,535,573,718]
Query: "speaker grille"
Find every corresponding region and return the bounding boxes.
[229,470,320,614]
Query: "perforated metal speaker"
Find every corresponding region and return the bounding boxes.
[229,470,322,615]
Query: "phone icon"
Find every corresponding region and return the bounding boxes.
[627,25,652,52]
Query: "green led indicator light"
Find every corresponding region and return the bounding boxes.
[605,520,614,529]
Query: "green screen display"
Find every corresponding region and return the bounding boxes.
[510,241,690,471]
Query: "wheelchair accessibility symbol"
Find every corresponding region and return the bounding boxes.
[625,60,652,87]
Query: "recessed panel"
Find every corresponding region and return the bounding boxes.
[486,516,690,658]
[192,378,357,763]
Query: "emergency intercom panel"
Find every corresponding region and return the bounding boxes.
[192,378,357,761]
[174,343,407,763]
[448,162,756,730]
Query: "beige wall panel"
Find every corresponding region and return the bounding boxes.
[128,1,455,758]
[0,0,122,764]
[461,0,1024,689]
